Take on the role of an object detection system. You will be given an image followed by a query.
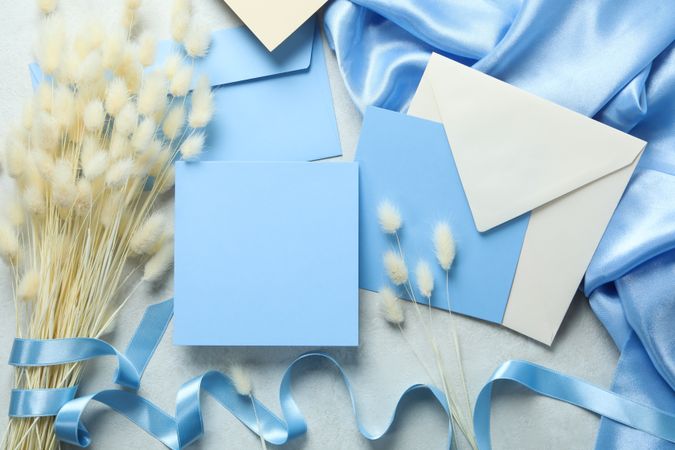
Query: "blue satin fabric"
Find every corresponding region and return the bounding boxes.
[8,299,675,449]
[323,1,675,448]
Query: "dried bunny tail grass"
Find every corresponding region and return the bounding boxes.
[188,75,213,128]
[36,14,65,75]
[138,32,157,67]
[377,200,401,235]
[0,221,19,263]
[78,51,104,84]
[162,105,185,140]
[82,149,108,181]
[183,22,211,58]
[179,132,205,160]
[115,102,139,136]
[83,100,106,131]
[433,222,456,271]
[164,53,182,79]
[23,185,46,216]
[5,133,27,179]
[105,78,129,117]
[17,269,40,301]
[169,64,193,97]
[51,158,77,208]
[53,86,76,129]
[103,28,127,70]
[131,118,156,153]
[383,250,408,286]
[37,0,57,14]
[74,178,93,215]
[130,210,167,255]
[380,286,404,325]
[415,260,434,299]
[6,199,26,228]
[171,0,192,42]
[74,19,105,58]
[34,112,59,152]
[138,72,167,116]
[105,157,134,188]
[230,365,253,396]
[142,240,174,281]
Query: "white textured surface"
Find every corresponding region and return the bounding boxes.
[0,2,619,449]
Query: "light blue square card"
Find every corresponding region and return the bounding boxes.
[175,162,359,346]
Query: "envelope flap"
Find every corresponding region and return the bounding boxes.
[153,19,315,89]
[427,53,646,232]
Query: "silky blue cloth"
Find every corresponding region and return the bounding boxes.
[323,1,675,448]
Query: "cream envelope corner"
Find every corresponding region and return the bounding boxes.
[409,52,646,345]
[224,0,327,51]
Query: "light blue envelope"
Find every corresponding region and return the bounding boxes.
[29,19,341,162]
[355,107,529,323]
[174,161,359,346]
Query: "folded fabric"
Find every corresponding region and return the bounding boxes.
[174,161,359,346]
[30,19,341,163]
[324,1,675,447]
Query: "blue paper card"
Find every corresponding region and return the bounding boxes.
[174,161,359,346]
[355,107,529,323]
[29,19,341,162]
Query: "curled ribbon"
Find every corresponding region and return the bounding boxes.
[8,298,675,448]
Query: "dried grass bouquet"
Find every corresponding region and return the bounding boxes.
[0,0,213,448]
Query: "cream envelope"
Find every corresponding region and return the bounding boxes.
[409,53,646,345]
[224,0,327,51]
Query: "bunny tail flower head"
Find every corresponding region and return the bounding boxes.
[383,250,408,286]
[230,365,253,396]
[433,222,456,271]
[188,75,214,128]
[380,286,404,325]
[180,132,205,160]
[377,200,402,235]
[415,260,434,299]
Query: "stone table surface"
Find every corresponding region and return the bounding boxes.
[0,1,619,449]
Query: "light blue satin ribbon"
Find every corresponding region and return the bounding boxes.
[8,299,675,448]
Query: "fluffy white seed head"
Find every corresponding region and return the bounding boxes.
[164,53,182,79]
[23,186,46,216]
[138,32,157,67]
[110,132,130,159]
[102,28,126,70]
[183,22,211,58]
[383,250,408,286]
[188,75,213,128]
[34,112,59,152]
[169,64,193,97]
[83,100,105,131]
[115,102,138,136]
[6,199,25,228]
[74,179,93,215]
[380,286,404,325]
[415,260,434,299]
[36,15,65,75]
[131,211,167,255]
[170,12,190,42]
[5,133,27,179]
[17,269,40,301]
[51,158,76,208]
[78,51,104,84]
[105,78,129,117]
[53,86,75,130]
[142,240,173,281]
[37,0,58,14]
[230,365,252,396]
[82,150,108,180]
[0,221,19,263]
[105,157,134,188]
[131,118,156,153]
[377,200,402,234]
[162,105,185,140]
[74,19,105,58]
[138,73,167,117]
[433,222,456,271]
[179,133,205,160]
